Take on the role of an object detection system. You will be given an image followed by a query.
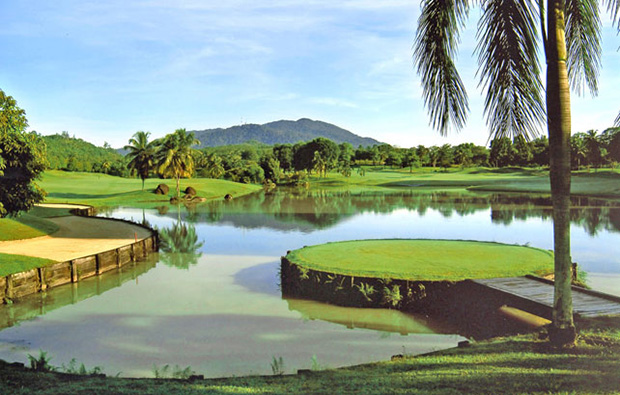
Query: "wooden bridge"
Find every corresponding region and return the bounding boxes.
[471,275,620,320]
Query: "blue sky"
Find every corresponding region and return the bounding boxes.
[2,1,619,149]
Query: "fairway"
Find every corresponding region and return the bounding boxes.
[286,239,554,281]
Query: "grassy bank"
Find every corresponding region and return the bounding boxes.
[0,253,57,277]
[39,170,263,209]
[0,214,59,242]
[1,324,619,394]
[286,239,554,281]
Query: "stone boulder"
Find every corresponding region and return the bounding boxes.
[224,194,233,201]
[184,186,197,196]
[154,183,169,195]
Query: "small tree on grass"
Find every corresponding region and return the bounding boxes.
[156,128,200,199]
[124,131,157,190]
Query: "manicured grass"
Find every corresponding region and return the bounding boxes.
[1,326,619,394]
[286,239,554,281]
[0,253,57,277]
[0,214,59,241]
[39,170,262,209]
[309,166,620,198]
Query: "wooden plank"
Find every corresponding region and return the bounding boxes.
[473,277,620,319]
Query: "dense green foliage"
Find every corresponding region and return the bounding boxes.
[0,90,47,217]
[42,133,125,175]
[286,239,554,281]
[192,118,380,147]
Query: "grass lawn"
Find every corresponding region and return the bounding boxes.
[308,166,620,198]
[39,170,263,209]
[286,239,554,281]
[0,214,59,242]
[1,324,619,394]
[0,253,57,277]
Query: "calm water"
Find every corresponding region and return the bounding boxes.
[0,188,618,377]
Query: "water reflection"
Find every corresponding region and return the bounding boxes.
[149,188,620,236]
[158,222,204,270]
[0,257,158,331]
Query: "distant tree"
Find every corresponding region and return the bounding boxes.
[416,145,431,167]
[240,147,259,161]
[312,151,328,177]
[293,138,339,173]
[489,138,513,167]
[402,148,420,172]
[601,127,620,164]
[199,152,225,179]
[385,150,403,168]
[273,144,294,173]
[259,153,282,182]
[453,143,474,167]
[437,144,453,169]
[471,145,490,166]
[156,129,200,198]
[512,135,533,166]
[428,146,440,168]
[570,133,588,169]
[584,130,605,169]
[0,90,47,217]
[530,137,549,167]
[124,131,157,190]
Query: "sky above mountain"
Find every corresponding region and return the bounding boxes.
[2,1,619,148]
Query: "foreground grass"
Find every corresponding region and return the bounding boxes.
[286,239,554,281]
[39,170,262,209]
[1,326,619,394]
[0,253,57,277]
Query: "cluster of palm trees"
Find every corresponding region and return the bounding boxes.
[124,128,199,198]
[414,0,619,346]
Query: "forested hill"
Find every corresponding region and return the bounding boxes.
[191,118,381,147]
[42,133,123,172]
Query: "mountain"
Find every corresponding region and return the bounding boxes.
[190,118,381,147]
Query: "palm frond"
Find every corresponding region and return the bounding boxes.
[604,0,620,28]
[413,0,470,136]
[476,0,544,140]
[615,110,620,126]
[565,0,602,96]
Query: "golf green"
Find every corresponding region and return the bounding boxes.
[285,239,554,281]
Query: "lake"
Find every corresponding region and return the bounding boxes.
[0,188,618,377]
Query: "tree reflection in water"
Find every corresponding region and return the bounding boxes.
[158,220,204,270]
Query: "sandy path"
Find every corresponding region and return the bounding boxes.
[0,214,152,262]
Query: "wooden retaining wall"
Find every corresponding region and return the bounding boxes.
[0,257,158,330]
[0,206,159,303]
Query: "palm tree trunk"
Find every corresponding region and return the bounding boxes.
[546,0,576,346]
[176,175,180,198]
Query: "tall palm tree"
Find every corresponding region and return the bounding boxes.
[124,131,157,190]
[414,0,619,346]
[156,128,200,198]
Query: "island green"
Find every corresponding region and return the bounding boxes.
[286,239,554,281]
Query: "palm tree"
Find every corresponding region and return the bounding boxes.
[124,131,157,190]
[156,128,200,198]
[414,0,619,346]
